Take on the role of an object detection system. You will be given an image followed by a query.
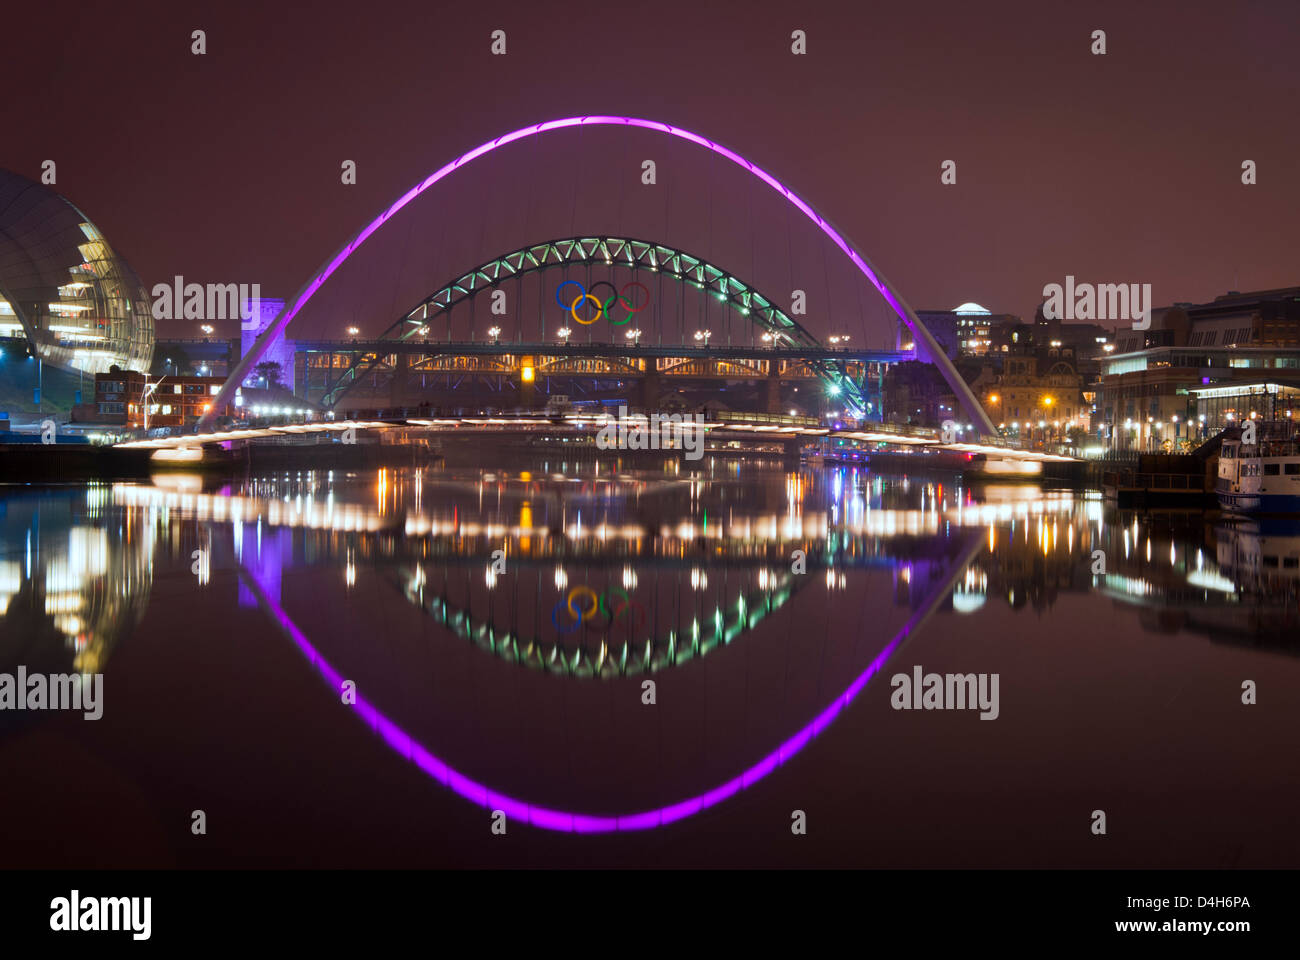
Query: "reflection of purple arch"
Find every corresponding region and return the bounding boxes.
[203,117,993,433]
[237,536,981,833]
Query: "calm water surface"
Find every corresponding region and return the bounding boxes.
[3,453,1298,868]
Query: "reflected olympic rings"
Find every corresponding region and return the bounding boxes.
[554,281,650,326]
[551,585,647,634]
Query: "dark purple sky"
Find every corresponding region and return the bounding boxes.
[5,0,1297,340]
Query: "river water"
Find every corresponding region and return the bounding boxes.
[2,453,1297,868]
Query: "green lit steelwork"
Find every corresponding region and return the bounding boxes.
[398,568,800,679]
[321,236,866,411]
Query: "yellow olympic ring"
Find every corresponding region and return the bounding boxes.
[570,293,603,325]
[567,586,599,618]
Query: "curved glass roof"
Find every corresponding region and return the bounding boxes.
[0,169,153,374]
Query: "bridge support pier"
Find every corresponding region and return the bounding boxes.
[518,355,536,409]
[765,361,783,415]
[640,363,660,411]
[390,352,410,409]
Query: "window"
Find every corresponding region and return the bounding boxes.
[1285,558,1299,569]
[1285,463,1300,475]
[1264,463,1280,475]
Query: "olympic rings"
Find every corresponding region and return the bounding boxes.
[554,280,585,310]
[588,281,619,312]
[567,586,599,618]
[555,281,651,327]
[571,294,603,325]
[551,600,584,634]
[551,585,648,634]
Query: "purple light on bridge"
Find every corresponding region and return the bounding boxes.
[205,116,991,433]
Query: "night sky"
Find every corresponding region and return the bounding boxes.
[5,0,1298,340]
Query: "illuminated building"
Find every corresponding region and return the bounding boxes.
[0,169,153,374]
[1097,288,1300,446]
[91,369,227,428]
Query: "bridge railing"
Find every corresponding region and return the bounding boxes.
[711,410,821,427]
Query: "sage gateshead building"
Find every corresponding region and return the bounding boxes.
[0,168,153,374]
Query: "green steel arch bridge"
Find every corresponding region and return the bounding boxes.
[309,235,907,413]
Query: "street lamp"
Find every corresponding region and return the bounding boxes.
[557,327,572,342]
[347,326,360,337]
[625,328,642,343]
[828,334,850,346]
[487,326,501,343]
[694,329,712,345]
[199,324,214,336]
[988,393,1003,424]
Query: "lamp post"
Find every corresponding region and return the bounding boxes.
[694,329,712,346]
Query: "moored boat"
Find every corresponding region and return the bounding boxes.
[1217,420,1300,515]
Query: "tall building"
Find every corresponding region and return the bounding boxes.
[0,169,153,375]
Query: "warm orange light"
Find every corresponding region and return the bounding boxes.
[521,366,534,382]
[988,394,999,404]
[1043,396,1054,406]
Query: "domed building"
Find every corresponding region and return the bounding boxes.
[0,169,153,374]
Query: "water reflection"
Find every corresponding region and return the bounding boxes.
[0,488,152,681]
[2,463,1296,832]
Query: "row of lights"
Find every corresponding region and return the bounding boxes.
[247,405,314,417]
[338,326,851,347]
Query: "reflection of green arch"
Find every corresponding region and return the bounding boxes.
[396,564,803,679]
[321,236,867,410]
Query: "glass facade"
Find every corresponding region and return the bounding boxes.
[0,169,153,374]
